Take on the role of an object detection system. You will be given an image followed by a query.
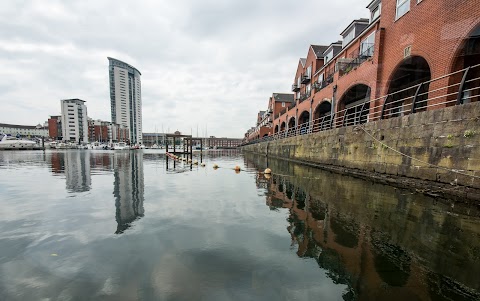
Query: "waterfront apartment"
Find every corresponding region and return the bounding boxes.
[0,123,48,138]
[48,115,62,140]
[245,0,480,141]
[88,119,129,143]
[108,57,143,145]
[60,99,89,143]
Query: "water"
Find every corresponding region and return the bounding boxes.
[0,150,478,301]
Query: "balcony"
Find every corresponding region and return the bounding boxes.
[299,91,311,103]
[301,74,311,84]
[337,43,375,76]
[292,83,300,92]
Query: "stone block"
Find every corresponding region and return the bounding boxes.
[404,165,437,181]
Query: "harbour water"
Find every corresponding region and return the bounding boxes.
[0,150,478,301]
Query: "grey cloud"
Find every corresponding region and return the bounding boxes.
[0,0,369,137]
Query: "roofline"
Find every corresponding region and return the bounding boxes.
[367,0,381,10]
[61,98,86,103]
[107,57,142,75]
[311,45,329,59]
[314,17,380,77]
[340,18,370,36]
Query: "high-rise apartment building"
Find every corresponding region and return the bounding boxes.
[108,57,142,145]
[61,98,88,143]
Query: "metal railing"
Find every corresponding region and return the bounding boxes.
[337,43,374,76]
[241,63,480,146]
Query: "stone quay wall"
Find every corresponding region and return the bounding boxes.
[242,102,480,193]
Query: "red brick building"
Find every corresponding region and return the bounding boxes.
[48,115,62,140]
[245,0,480,141]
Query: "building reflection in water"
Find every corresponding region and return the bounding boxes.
[113,152,145,234]
[245,153,480,301]
[49,151,144,234]
[50,151,92,192]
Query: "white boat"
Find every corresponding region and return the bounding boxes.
[112,142,129,150]
[0,133,38,149]
[88,142,107,150]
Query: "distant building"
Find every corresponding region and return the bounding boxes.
[142,132,167,147]
[60,98,88,143]
[48,115,62,140]
[88,119,129,143]
[108,57,142,145]
[199,136,242,149]
[0,123,48,138]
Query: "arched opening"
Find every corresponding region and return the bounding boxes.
[298,111,310,135]
[280,122,286,133]
[338,84,370,126]
[274,125,279,134]
[313,101,332,132]
[262,133,269,137]
[288,117,296,136]
[448,24,480,105]
[384,56,431,119]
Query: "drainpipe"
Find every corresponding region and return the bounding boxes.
[309,99,313,133]
[331,85,337,125]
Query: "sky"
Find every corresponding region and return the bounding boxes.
[0,0,368,138]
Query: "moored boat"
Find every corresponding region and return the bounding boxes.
[0,133,41,150]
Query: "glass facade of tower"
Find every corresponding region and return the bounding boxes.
[108,57,142,144]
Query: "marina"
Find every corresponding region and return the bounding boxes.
[0,150,478,300]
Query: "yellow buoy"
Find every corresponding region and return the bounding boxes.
[193,160,198,165]
[188,159,192,163]
[213,164,218,169]
[264,168,272,174]
[234,166,241,172]
[200,163,206,167]
[264,173,271,179]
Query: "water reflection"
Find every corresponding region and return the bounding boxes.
[113,152,145,234]
[245,153,480,301]
[48,151,145,233]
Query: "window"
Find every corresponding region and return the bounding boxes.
[324,49,334,64]
[342,29,355,47]
[282,102,285,107]
[396,0,409,19]
[318,73,324,84]
[360,32,376,57]
[306,65,312,78]
[371,3,381,21]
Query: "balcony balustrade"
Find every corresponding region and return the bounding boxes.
[292,83,300,92]
[301,74,311,84]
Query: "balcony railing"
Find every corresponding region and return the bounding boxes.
[312,81,329,92]
[337,43,375,76]
[299,91,311,103]
[292,83,300,92]
[301,73,311,84]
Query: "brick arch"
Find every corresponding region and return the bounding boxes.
[274,124,279,134]
[446,22,480,106]
[280,121,286,132]
[288,116,296,128]
[337,84,371,126]
[383,55,432,119]
[447,20,480,75]
[313,100,333,132]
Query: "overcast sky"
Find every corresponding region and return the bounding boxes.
[0,0,368,138]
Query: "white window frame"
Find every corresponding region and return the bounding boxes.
[396,0,410,20]
[282,102,285,107]
[371,3,381,21]
[324,50,334,64]
[360,31,376,57]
